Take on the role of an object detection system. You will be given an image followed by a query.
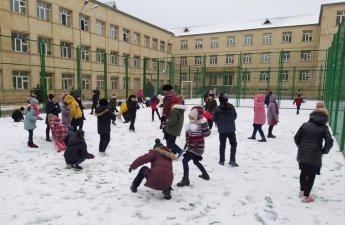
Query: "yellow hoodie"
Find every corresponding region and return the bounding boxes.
[63,95,82,119]
[118,102,128,115]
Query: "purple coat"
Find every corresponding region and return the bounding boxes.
[253,94,266,125]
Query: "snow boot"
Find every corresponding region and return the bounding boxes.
[71,164,83,170]
[130,183,137,193]
[229,161,239,167]
[198,173,210,180]
[162,187,173,200]
[301,196,314,203]
[177,176,190,187]
[247,136,256,140]
[258,137,267,142]
[267,134,276,138]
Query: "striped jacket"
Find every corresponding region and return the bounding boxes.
[185,119,210,156]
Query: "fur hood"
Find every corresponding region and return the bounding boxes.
[309,108,329,125]
[152,147,177,160]
[172,104,187,111]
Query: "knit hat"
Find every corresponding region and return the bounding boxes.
[48,93,55,101]
[153,138,163,148]
[99,98,109,106]
[219,93,229,103]
[188,106,204,121]
[30,98,39,105]
[171,95,182,105]
[162,84,173,91]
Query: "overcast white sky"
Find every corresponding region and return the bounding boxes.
[97,0,343,29]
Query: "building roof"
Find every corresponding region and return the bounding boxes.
[170,14,320,37]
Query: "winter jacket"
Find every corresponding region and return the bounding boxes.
[185,120,210,156]
[45,100,61,124]
[293,97,305,106]
[204,99,217,113]
[24,106,37,130]
[49,115,68,141]
[166,105,186,137]
[95,106,115,134]
[137,89,144,98]
[12,109,24,121]
[213,102,237,133]
[64,134,94,164]
[109,97,117,112]
[267,95,279,125]
[60,103,71,126]
[130,146,176,191]
[92,89,100,104]
[119,102,128,115]
[264,92,272,107]
[294,109,334,167]
[63,95,82,120]
[253,93,266,125]
[127,99,140,120]
[150,96,159,110]
[162,89,178,118]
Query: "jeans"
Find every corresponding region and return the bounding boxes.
[99,133,110,153]
[182,152,207,177]
[296,105,301,114]
[132,166,149,188]
[165,133,183,155]
[28,129,33,144]
[219,132,237,162]
[129,117,136,130]
[251,124,265,139]
[300,171,316,197]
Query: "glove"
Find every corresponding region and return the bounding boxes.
[129,168,133,173]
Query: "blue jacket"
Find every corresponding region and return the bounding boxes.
[213,102,237,133]
[24,107,37,130]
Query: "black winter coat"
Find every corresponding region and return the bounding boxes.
[127,100,140,120]
[45,100,61,124]
[92,89,100,104]
[95,105,115,134]
[64,134,93,163]
[213,102,237,133]
[294,109,334,167]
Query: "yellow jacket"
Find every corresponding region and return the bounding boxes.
[118,102,128,115]
[63,95,82,119]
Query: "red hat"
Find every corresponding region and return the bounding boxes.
[171,96,182,105]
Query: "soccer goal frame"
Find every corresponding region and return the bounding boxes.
[181,81,193,99]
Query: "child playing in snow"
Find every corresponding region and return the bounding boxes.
[12,107,24,122]
[267,95,279,138]
[248,93,266,142]
[117,101,130,123]
[24,98,39,148]
[293,94,305,115]
[48,114,68,152]
[64,130,94,170]
[149,94,161,121]
[129,139,177,200]
[177,106,211,187]
[126,95,140,132]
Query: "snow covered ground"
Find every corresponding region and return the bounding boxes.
[0,98,344,225]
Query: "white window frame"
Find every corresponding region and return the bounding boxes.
[12,32,28,52]
[260,71,269,81]
[282,32,292,43]
[62,74,73,90]
[80,15,89,32]
[37,1,50,21]
[96,49,105,63]
[226,54,234,64]
[336,10,345,25]
[144,36,149,48]
[61,42,72,59]
[82,76,90,90]
[302,30,313,42]
[96,20,105,36]
[301,51,312,62]
[80,46,90,61]
[133,78,140,90]
[241,72,250,81]
[38,36,52,56]
[133,56,140,68]
[195,39,202,49]
[282,71,289,81]
[180,40,188,50]
[133,33,140,45]
[261,53,270,63]
[224,72,233,86]
[243,54,252,64]
[195,56,202,65]
[97,76,104,89]
[111,77,119,90]
[181,73,187,82]
[10,0,26,14]
[123,29,130,43]
[263,33,272,44]
[282,51,290,62]
[227,36,235,47]
[211,38,218,48]
[210,55,218,65]
[244,35,253,45]
[110,52,118,65]
[59,8,71,27]
[13,71,29,89]
[299,71,309,81]
[160,41,165,52]
[44,73,53,90]
[180,57,187,66]
[209,73,217,85]
[152,39,158,49]
[109,25,118,39]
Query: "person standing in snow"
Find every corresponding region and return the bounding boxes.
[203,93,217,129]
[248,93,266,142]
[127,95,140,132]
[150,94,161,121]
[129,138,177,200]
[90,88,100,114]
[137,88,144,106]
[95,98,116,157]
[177,106,211,187]
[45,93,61,142]
[213,93,238,167]
[60,94,71,126]
[63,94,83,132]
[24,98,39,148]
[160,84,178,130]
[293,94,305,115]
[294,102,333,203]
[267,95,279,138]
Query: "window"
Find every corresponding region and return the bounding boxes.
[109,25,118,39]
[282,51,290,62]
[209,73,217,85]
[12,32,28,52]
[301,50,312,62]
[302,30,313,42]
[110,51,118,65]
[263,33,272,44]
[37,1,50,21]
[97,76,104,90]
[282,71,288,81]
[168,44,172,54]
[133,56,140,68]
[12,71,29,89]
[44,73,54,90]
[59,8,71,27]
[123,29,130,43]
[160,41,165,52]
[152,60,157,71]
[38,36,52,56]
[181,40,188,50]
[80,15,89,31]
[244,35,253,45]
[80,46,90,61]
[336,10,345,25]
[194,72,201,82]
[227,36,235,47]
[62,74,73,90]
[211,38,218,48]
[195,39,203,49]
[96,20,105,36]
[261,53,270,63]
[160,61,165,72]
[133,33,140,45]
[133,78,140,90]
[282,32,292,43]
[123,53,130,66]
[96,49,105,63]
[242,72,250,81]
[226,54,234,64]
[152,39,158,49]
[243,54,252,64]
[224,72,233,85]
[180,57,187,66]
[60,41,72,58]
[10,0,26,14]
[260,71,269,81]
[210,55,218,65]
[195,56,202,65]
[299,71,309,81]
[111,77,119,89]
[144,36,149,48]
[82,76,90,90]
[181,73,187,82]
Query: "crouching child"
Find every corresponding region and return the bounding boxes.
[64,130,94,170]
[129,139,177,200]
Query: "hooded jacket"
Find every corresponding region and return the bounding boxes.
[64,133,94,163]
[24,106,37,130]
[63,95,82,120]
[48,115,68,141]
[185,119,210,156]
[267,95,279,125]
[213,102,237,133]
[254,93,266,125]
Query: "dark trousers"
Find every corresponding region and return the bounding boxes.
[207,119,213,129]
[99,133,110,153]
[123,112,130,122]
[219,132,237,163]
[129,117,136,130]
[296,105,301,114]
[66,158,85,165]
[71,118,83,132]
[165,133,183,155]
[132,166,149,188]
[268,125,275,135]
[152,109,160,121]
[90,102,98,114]
[28,129,33,144]
[299,171,316,197]
[251,124,265,138]
[46,125,50,139]
[182,152,207,177]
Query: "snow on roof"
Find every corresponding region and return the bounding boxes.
[103,1,117,9]
[170,14,319,37]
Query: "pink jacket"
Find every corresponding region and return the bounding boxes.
[253,94,266,125]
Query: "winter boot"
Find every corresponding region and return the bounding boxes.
[258,137,267,142]
[198,173,210,180]
[130,183,137,193]
[162,187,173,200]
[177,176,190,187]
[247,136,256,140]
[267,134,276,138]
[229,161,239,167]
[71,164,83,170]
[301,196,314,203]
